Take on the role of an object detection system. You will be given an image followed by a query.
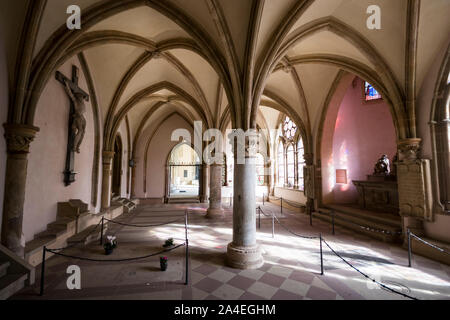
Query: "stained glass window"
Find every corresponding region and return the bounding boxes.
[277,143,284,186]
[364,81,382,101]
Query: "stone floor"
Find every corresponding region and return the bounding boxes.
[11,202,450,300]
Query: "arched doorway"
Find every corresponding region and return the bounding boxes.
[167,143,201,199]
[112,135,123,198]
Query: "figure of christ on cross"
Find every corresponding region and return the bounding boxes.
[55,65,89,186]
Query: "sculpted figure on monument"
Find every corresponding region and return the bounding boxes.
[63,79,87,153]
[373,154,390,175]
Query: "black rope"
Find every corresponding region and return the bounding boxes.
[259,207,318,239]
[46,243,186,263]
[317,210,402,236]
[322,239,418,300]
[282,198,306,209]
[410,233,450,256]
[104,216,185,228]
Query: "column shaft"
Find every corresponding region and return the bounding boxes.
[206,164,223,218]
[226,155,263,269]
[1,124,39,257]
[101,151,114,210]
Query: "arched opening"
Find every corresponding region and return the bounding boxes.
[167,143,201,199]
[112,135,123,198]
[320,76,398,216]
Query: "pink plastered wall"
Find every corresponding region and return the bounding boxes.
[21,57,129,242]
[323,77,397,204]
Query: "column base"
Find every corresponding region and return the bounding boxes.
[206,208,224,219]
[226,242,263,270]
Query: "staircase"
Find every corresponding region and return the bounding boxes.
[314,204,403,243]
[24,199,125,266]
[167,197,200,204]
[112,197,137,213]
[0,245,35,300]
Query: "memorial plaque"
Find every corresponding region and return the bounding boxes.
[397,160,433,221]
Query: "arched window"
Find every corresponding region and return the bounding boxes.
[287,145,295,187]
[297,139,305,190]
[277,143,284,187]
[256,153,265,186]
[283,117,297,140]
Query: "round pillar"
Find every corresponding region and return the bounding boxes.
[1,124,39,257]
[206,163,223,219]
[101,150,115,210]
[226,150,263,269]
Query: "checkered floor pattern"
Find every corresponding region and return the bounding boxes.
[12,202,450,300]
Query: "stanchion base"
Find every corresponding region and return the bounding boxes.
[226,242,263,270]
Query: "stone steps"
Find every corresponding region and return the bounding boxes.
[0,273,28,300]
[0,244,35,300]
[314,206,402,243]
[67,224,108,246]
[167,197,200,204]
[24,201,125,267]
[0,261,10,278]
[326,204,401,228]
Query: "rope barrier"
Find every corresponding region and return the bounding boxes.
[410,232,450,256]
[282,198,306,209]
[46,242,185,263]
[40,209,191,296]
[259,207,318,240]
[259,205,419,300]
[322,239,418,300]
[103,216,185,228]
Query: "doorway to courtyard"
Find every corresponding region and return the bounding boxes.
[168,143,201,199]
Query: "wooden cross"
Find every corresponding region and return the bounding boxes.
[55,65,89,186]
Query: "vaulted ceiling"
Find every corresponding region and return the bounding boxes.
[5,0,450,151]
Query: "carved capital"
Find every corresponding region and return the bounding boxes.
[397,138,421,163]
[303,153,314,166]
[102,150,115,165]
[3,123,39,154]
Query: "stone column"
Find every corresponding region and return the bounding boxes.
[101,150,115,210]
[200,163,209,203]
[206,163,224,219]
[303,153,315,214]
[1,124,39,257]
[130,158,137,198]
[226,132,263,269]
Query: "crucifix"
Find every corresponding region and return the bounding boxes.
[55,65,90,186]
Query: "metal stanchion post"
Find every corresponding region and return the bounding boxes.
[332,212,335,235]
[100,216,104,245]
[310,209,313,226]
[280,197,283,215]
[258,207,261,230]
[320,235,324,275]
[40,246,47,296]
[185,239,189,285]
[272,212,275,238]
[408,229,412,268]
[185,210,188,241]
